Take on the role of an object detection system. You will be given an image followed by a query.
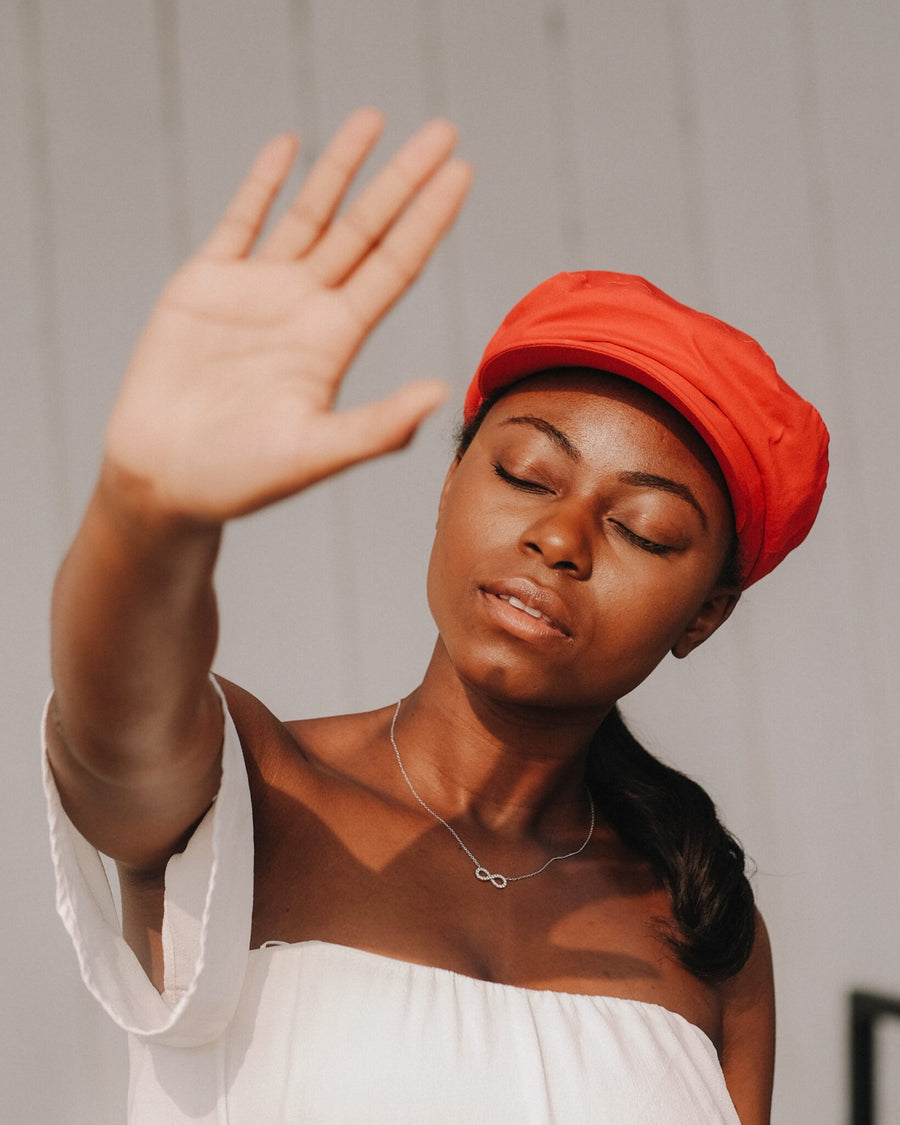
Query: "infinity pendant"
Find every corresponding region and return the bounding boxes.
[475,866,508,889]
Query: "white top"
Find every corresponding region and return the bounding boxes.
[43,691,740,1124]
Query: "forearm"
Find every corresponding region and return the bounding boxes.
[50,459,223,781]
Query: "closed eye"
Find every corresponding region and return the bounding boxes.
[492,461,552,494]
[609,520,677,556]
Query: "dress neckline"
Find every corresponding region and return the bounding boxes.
[251,937,719,1054]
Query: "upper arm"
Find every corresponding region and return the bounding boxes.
[719,910,776,1124]
[45,676,224,873]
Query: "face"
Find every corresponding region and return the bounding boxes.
[426,370,739,715]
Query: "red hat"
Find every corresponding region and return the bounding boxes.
[465,271,829,587]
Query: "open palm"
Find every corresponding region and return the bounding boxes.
[105,109,472,521]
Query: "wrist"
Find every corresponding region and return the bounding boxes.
[91,459,223,580]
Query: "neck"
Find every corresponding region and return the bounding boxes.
[393,641,612,839]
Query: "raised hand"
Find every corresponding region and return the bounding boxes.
[104,109,472,521]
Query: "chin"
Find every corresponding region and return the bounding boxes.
[453,655,602,714]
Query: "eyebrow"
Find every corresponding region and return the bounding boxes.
[499,416,582,461]
[498,415,708,527]
[618,471,708,528]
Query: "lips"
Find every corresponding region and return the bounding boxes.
[480,579,574,637]
[499,594,551,621]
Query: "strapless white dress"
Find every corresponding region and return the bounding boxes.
[43,691,740,1124]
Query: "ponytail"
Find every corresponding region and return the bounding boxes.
[587,706,756,981]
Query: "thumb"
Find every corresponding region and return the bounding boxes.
[316,379,450,475]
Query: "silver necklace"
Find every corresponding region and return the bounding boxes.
[389,700,595,889]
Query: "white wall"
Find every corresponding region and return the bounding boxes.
[2,1,898,1120]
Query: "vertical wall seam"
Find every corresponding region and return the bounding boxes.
[665,0,716,308]
[152,0,191,264]
[539,0,584,264]
[287,0,321,169]
[416,0,446,120]
[784,3,855,444]
[287,0,363,704]
[418,0,468,405]
[18,0,71,550]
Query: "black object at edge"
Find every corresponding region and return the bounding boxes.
[850,990,900,1125]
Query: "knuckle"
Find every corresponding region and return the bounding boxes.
[339,205,382,248]
[286,195,329,237]
[375,239,419,288]
[219,212,256,235]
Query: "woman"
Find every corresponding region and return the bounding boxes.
[44,109,827,1123]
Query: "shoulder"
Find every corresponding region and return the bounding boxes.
[214,675,299,767]
[215,674,397,794]
[717,909,775,1124]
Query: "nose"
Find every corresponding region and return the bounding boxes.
[520,503,593,579]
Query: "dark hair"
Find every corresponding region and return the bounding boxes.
[587,708,755,981]
[455,379,755,981]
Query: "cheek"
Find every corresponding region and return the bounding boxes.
[581,577,702,677]
[428,475,495,590]
[424,536,446,622]
[425,504,468,625]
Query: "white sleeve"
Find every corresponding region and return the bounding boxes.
[42,680,254,1047]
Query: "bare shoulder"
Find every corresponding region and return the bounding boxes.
[216,676,397,796]
[218,683,406,951]
[215,675,306,770]
[717,909,776,1124]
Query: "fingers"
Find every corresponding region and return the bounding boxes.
[342,158,473,330]
[310,380,450,478]
[302,118,462,287]
[198,134,299,261]
[259,107,385,261]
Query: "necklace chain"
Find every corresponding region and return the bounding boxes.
[389,700,595,889]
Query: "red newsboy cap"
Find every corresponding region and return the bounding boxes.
[464,271,829,588]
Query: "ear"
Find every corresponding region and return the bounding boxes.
[671,587,741,659]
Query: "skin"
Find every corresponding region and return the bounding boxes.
[46,110,774,1124]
